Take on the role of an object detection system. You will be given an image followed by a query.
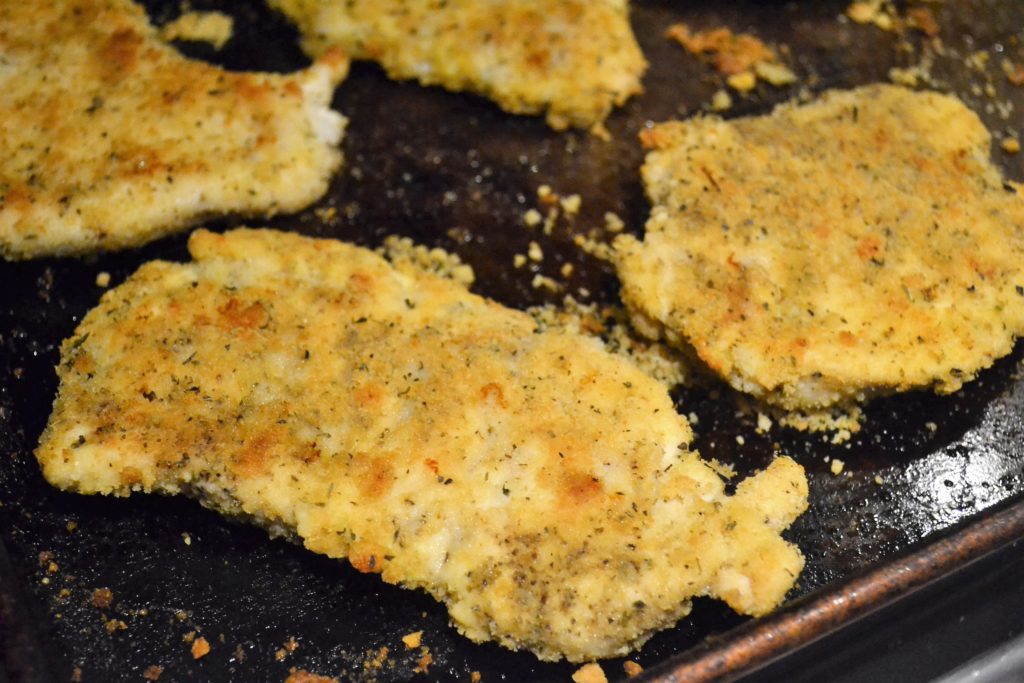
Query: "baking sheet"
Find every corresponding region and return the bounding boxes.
[2,0,1024,681]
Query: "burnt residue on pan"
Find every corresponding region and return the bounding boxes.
[1,1,1024,681]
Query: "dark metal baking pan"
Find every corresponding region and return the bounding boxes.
[2,0,1023,681]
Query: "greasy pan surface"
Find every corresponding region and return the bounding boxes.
[2,1,1024,680]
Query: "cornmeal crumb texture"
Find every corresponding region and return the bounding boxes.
[616,85,1024,411]
[269,0,646,130]
[37,228,807,662]
[0,0,348,259]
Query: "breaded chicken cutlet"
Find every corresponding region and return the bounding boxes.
[267,0,646,131]
[615,85,1024,413]
[0,0,348,259]
[36,228,808,663]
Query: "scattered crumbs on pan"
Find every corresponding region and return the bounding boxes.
[413,647,433,675]
[528,297,691,389]
[362,646,389,672]
[181,532,191,546]
[183,630,196,644]
[774,407,863,442]
[276,636,300,661]
[378,235,475,286]
[623,660,644,677]
[105,618,127,634]
[874,475,885,486]
[925,421,938,433]
[666,22,797,100]
[284,668,340,683]
[572,662,608,683]
[71,667,83,682]
[233,643,247,663]
[400,630,422,649]
[142,664,164,681]
[736,435,746,446]
[90,587,113,609]
[1003,137,1021,154]
[191,635,211,659]
[830,459,846,476]
[513,254,527,268]
[470,671,482,682]
[159,10,234,50]
[95,271,111,288]
[756,412,773,434]
[845,0,898,31]
[175,610,188,622]
[37,550,54,567]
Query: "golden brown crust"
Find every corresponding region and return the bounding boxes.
[616,84,1024,411]
[269,0,646,131]
[0,0,348,259]
[36,228,807,662]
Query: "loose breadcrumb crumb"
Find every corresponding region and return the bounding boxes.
[754,61,797,86]
[560,263,574,278]
[727,71,757,92]
[142,665,164,681]
[528,241,544,262]
[401,631,422,649]
[95,271,111,288]
[513,254,527,268]
[191,636,211,659]
[711,88,733,111]
[470,672,482,683]
[523,208,543,227]
[91,587,113,609]
[756,413,773,434]
[572,663,608,683]
[874,475,884,485]
[159,11,234,50]
[379,235,474,287]
[830,459,845,476]
[846,0,896,31]
[560,194,582,216]
[623,661,644,677]
[1002,137,1021,154]
[284,669,339,683]
[603,212,625,233]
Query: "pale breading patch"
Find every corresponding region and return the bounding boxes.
[268,0,646,131]
[36,228,807,662]
[0,0,348,259]
[615,85,1024,412]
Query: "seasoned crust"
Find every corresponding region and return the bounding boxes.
[0,0,348,259]
[616,85,1024,411]
[269,0,646,131]
[36,228,807,662]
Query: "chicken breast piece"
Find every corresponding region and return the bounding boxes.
[36,228,807,662]
[268,0,646,131]
[0,0,348,259]
[615,85,1024,412]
